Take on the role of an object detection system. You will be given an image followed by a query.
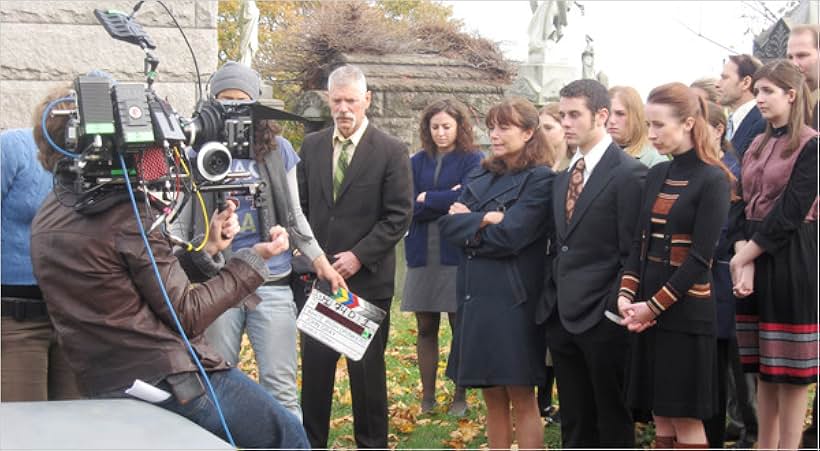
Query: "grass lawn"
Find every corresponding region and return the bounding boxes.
[239,297,562,449]
[237,249,816,449]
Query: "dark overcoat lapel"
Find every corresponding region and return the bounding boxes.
[464,169,529,211]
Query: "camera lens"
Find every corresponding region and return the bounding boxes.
[203,152,229,175]
[196,141,232,182]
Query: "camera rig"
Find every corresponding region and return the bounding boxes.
[43,5,298,246]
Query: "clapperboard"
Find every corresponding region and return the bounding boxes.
[296,280,386,361]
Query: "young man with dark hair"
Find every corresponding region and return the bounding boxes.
[717,54,766,159]
[539,78,646,448]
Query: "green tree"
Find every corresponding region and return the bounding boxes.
[218,1,317,145]
[375,0,457,25]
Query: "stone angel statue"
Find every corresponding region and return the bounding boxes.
[528,0,569,63]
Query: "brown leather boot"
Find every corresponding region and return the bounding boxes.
[673,440,709,449]
[654,436,675,449]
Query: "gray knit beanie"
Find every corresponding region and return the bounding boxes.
[209,61,260,100]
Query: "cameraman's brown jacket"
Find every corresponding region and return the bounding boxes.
[31,191,266,396]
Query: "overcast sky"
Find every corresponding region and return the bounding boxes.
[446,1,778,99]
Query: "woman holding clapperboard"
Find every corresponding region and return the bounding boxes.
[440,97,556,450]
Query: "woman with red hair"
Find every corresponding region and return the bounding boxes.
[617,82,735,448]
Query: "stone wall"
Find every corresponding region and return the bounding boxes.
[0,0,218,130]
[294,53,511,153]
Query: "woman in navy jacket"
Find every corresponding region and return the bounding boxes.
[440,97,555,449]
[401,98,481,416]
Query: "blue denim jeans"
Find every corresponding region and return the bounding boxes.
[155,368,308,449]
[204,284,302,420]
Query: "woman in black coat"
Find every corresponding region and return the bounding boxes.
[440,97,555,450]
[616,83,735,448]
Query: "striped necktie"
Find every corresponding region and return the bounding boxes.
[334,139,352,200]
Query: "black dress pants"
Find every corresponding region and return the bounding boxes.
[300,298,391,449]
[546,312,634,448]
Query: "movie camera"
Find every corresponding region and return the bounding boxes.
[39,3,305,245]
[48,6,294,190]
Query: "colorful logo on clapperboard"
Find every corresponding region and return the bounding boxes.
[333,288,360,309]
[333,288,372,339]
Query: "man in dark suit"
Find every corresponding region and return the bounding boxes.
[541,79,646,448]
[717,54,765,160]
[716,53,764,449]
[297,64,413,449]
[787,24,819,448]
[788,24,820,131]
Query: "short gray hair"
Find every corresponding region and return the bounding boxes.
[327,65,367,94]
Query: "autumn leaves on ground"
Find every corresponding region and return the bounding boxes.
[238,301,563,449]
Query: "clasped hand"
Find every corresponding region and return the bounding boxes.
[617,295,657,333]
[729,256,754,298]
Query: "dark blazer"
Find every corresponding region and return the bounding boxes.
[297,124,413,300]
[541,142,647,333]
[405,149,482,267]
[731,105,766,160]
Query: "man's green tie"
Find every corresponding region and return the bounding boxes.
[334,139,352,200]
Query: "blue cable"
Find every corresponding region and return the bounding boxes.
[41,96,78,159]
[117,153,236,447]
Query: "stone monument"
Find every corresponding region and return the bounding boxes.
[511,0,576,105]
[581,35,608,88]
[753,0,819,63]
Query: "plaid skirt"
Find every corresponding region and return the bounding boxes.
[735,221,818,385]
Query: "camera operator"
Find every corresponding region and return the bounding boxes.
[29,84,309,449]
[174,62,345,421]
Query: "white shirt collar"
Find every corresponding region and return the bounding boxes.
[730,99,756,128]
[333,116,369,147]
[569,132,612,185]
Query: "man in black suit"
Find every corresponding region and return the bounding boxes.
[297,64,413,449]
[788,24,819,449]
[717,54,765,160]
[542,79,646,448]
[788,24,820,131]
[716,53,764,449]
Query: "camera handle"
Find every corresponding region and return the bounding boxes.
[198,182,273,243]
